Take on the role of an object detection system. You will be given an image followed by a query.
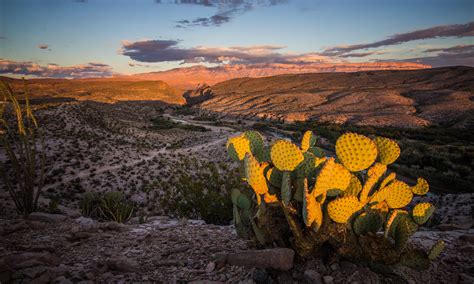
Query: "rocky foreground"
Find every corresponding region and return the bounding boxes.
[0,193,473,283]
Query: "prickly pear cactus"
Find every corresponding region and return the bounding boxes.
[226,130,443,270]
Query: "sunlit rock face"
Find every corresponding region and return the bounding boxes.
[198,66,474,129]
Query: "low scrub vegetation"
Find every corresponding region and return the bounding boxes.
[79,191,134,223]
[150,116,208,132]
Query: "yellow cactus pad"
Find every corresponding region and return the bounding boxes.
[412,202,435,225]
[374,136,400,165]
[359,163,387,203]
[301,130,316,152]
[244,153,269,196]
[335,133,378,172]
[327,196,363,223]
[385,180,413,208]
[411,177,429,195]
[263,192,278,204]
[380,172,396,189]
[314,156,326,168]
[313,158,351,196]
[344,174,362,197]
[227,135,251,161]
[270,140,304,171]
[304,180,322,228]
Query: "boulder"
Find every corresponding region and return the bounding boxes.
[106,257,139,272]
[28,212,67,223]
[225,248,295,271]
[183,83,213,106]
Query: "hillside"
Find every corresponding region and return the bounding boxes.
[127,62,430,89]
[2,78,185,105]
[198,66,474,129]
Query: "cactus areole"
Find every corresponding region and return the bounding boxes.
[227,130,442,270]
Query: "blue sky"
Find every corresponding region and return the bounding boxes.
[0,0,473,77]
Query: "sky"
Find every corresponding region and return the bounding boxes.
[0,0,473,78]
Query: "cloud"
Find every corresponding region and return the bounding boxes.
[121,39,332,65]
[0,59,117,78]
[0,36,6,40]
[158,0,287,28]
[323,22,474,56]
[339,51,383,58]
[378,45,474,67]
[38,44,49,50]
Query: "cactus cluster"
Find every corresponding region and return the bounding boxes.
[227,130,443,270]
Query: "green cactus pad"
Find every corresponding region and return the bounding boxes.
[328,196,363,223]
[344,174,363,197]
[394,216,418,251]
[245,130,264,154]
[301,130,317,152]
[295,152,316,178]
[270,140,304,171]
[412,202,435,225]
[353,211,383,235]
[265,167,283,187]
[428,240,445,260]
[359,163,387,203]
[281,172,291,206]
[400,249,430,270]
[374,136,400,165]
[335,133,378,172]
[244,153,269,197]
[313,158,351,196]
[384,209,408,238]
[227,135,251,161]
[411,177,429,195]
[308,146,325,158]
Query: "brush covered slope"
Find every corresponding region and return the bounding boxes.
[2,77,185,105]
[199,66,474,129]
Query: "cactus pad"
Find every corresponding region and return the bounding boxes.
[412,202,435,225]
[301,130,316,152]
[394,216,418,251]
[227,135,251,161]
[265,167,283,187]
[328,196,363,223]
[303,179,322,228]
[384,209,408,238]
[281,172,291,206]
[313,158,351,196]
[380,172,396,189]
[295,152,316,178]
[353,211,383,235]
[385,180,413,209]
[400,249,430,270]
[428,240,445,260]
[359,163,387,203]
[244,153,269,197]
[245,130,264,153]
[374,136,400,165]
[335,133,378,172]
[344,174,363,197]
[411,177,429,195]
[270,140,304,171]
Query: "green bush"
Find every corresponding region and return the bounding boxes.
[79,191,134,223]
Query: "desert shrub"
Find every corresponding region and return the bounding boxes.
[226,130,444,271]
[79,191,134,223]
[0,82,46,217]
[156,162,239,224]
[150,116,208,132]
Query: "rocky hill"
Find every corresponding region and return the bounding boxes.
[197,66,474,129]
[128,62,430,89]
[2,77,185,105]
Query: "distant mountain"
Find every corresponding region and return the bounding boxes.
[127,62,431,89]
[197,66,474,129]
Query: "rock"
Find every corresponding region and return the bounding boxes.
[206,262,216,273]
[152,259,181,267]
[106,257,139,272]
[226,248,295,271]
[67,231,92,242]
[6,252,60,269]
[2,221,29,235]
[0,260,12,283]
[74,217,96,229]
[459,234,474,243]
[57,205,81,218]
[183,83,214,106]
[304,270,323,284]
[437,223,470,231]
[323,275,334,284]
[28,212,67,223]
[31,272,51,284]
[20,266,47,278]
